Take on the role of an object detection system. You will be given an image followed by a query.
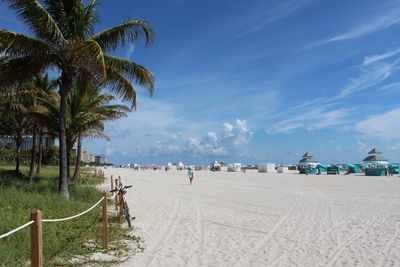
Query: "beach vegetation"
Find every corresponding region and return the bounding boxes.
[0,0,155,198]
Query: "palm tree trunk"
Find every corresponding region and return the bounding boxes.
[71,134,82,184]
[28,126,37,183]
[67,137,72,182]
[59,73,70,198]
[36,128,43,175]
[15,132,22,175]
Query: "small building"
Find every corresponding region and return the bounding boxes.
[363,148,389,165]
[210,161,221,171]
[258,163,276,173]
[299,152,319,167]
[177,162,185,170]
[277,166,289,173]
[227,163,242,172]
[95,155,106,164]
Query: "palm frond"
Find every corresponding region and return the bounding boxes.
[90,19,155,52]
[66,40,106,80]
[105,68,137,109]
[0,55,53,87]
[5,0,67,45]
[44,0,100,41]
[0,30,52,58]
[105,55,154,94]
[83,130,110,141]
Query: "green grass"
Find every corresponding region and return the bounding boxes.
[0,165,137,266]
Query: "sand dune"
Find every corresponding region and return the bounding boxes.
[103,168,400,267]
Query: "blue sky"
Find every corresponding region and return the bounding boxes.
[2,0,400,165]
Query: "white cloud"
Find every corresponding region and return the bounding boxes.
[267,107,350,134]
[322,8,400,44]
[235,0,319,38]
[125,44,135,60]
[363,48,400,65]
[336,62,395,99]
[355,108,400,140]
[377,82,400,92]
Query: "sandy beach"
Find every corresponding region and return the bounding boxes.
[103,168,400,267]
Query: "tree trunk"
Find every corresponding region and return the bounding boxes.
[71,134,82,184]
[36,128,43,175]
[59,73,71,198]
[15,132,22,175]
[28,125,37,184]
[66,137,73,183]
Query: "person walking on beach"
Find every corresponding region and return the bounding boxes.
[188,168,194,186]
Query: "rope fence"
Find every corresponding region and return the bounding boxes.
[42,197,105,223]
[0,220,34,240]
[0,170,125,267]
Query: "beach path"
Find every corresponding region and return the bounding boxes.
[104,168,400,267]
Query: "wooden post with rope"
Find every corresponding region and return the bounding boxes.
[115,178,119,210]
[101,192,108,249]
[31,210,43,267]
[118,181,124,223]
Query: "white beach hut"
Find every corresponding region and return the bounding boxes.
[177,162,185,170]
[258,163,276,173]
[228,163,242,172]
[277,166,289,173]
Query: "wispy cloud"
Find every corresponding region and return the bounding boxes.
[377,82,400,92]
[363,48,400,65]
[267,107,350,134]
[321,8,400,44]
[355,108,400,140]
[125,44,135,60]
[234,0,319,38]
[336,62,394,99]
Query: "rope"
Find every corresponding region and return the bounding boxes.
[107,191,119,200]
[43,197,105,223]
[0,220,34,240]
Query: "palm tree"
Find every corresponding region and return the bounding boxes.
[0,0,155,198]
[30,74,58,175]
[31,86,130,183]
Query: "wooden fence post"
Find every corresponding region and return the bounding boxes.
[101,192,108,249]
[118,182,124,223]
[111,175,114,192]
[115,178,119,210]
[31,210,43,267]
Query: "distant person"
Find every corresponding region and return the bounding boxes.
[188,168,194,186]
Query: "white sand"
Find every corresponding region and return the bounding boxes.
[103,168,400,267]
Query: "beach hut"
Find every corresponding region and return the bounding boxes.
[363,148,389,165]
[177,162,185,170]
[363,148,389,176]
[258,163,276,173]
[227,163,242,172]
[299,152,319,174]
[277,166,289,173]
[210,161,221,171]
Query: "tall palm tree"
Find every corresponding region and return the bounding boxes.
[31,87,130,183]
[30,74,58,175]
[0,0,155,198]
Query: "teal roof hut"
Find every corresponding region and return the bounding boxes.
[299,152,319,166]
[363,148,389,165]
